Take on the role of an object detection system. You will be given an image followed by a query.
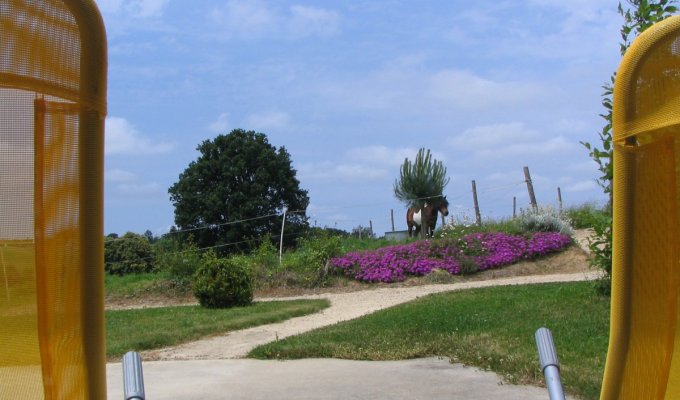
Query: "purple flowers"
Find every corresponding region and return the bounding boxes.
[330,232,572,283]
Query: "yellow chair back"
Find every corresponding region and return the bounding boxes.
[0,0,107,398]
[603,14,680,400]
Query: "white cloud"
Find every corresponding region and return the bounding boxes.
[106,169,137,183]
[244,111,290,130]
[347,146,419,167]
[449,122,574,158]
[298,161,387,182]
[428,69,545,109]
[95,0,124,13]
[565,180,597,193]
[554,118,589,133]
[449,122,540,150]
[299,146,451,183]
[335,165,387,180]
[208,1,340,39]
[96,0,169,18]
[317,66,551,117]
[208,113,230,133]
[566,160,599,174]
[105,168,163,198]
[477,136,574,158]
[116,182,163,196]
[105,117,175,155]
[130,0,169,18]
[209,0,276,37]
[288,5,341,37]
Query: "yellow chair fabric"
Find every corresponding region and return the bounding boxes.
[0,1,107,398]
[602,15,680,400]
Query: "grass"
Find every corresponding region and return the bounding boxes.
[564,203,609,230]
[105,271,172,297]
[249,281,609,400]
[106,298,330,359]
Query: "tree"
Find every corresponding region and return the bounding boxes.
[581,0,677,294]
[168,129,310,253]
[393,148,449,209]
[143,229,158,244]
[104,232,154,275]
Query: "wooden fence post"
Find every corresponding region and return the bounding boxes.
[557,187,563,213]
[391,209,395,232]
[472,180,481,225]
[513,196,517,218]
[369,220,374,238]
[524,166,538,211]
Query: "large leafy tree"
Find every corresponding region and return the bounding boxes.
[104,232,154,275]
[393,148,449,209]
[169,129,309,253]
[581,0,677,294]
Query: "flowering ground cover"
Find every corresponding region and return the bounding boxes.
[330,232,572,283]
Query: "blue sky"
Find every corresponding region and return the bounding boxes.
[96,0,620,237]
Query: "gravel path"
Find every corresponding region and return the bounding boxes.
[141,270,599,361]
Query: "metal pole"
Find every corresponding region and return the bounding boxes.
[279,208,287,266]
[535,327,565,400]
[123,351,145,400]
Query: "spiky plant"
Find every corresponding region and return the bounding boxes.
[393,148,449,209]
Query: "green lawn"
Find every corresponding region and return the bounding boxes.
[249,281,609,400]
[106,299,330,359]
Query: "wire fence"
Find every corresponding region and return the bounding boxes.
[104,167,595,268]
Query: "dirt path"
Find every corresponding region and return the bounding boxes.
[129,231,599,361]
[141,264,598,361]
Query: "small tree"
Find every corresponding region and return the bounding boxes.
[393,148,449,209]
[104,232,154,275]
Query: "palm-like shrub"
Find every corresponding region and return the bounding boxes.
[394,148,449,209]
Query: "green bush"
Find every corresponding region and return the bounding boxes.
[105,232,154,275]
[153,236,201,285]
[438,214,524,240]
[564,203,609,230]
[588,213,612,296]
[193,251,254,308]
[483,218,524,235]
[248,236,282,289]
[518,205,573,235]
[281,234,345,287]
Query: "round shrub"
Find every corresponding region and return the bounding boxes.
[519,205,573,235]
[193,252,254,308]
[105,232,154,275]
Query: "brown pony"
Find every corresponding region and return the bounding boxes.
[406,196,449,238]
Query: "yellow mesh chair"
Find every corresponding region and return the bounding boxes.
[0,0,107,398]
[601,15,680,400]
